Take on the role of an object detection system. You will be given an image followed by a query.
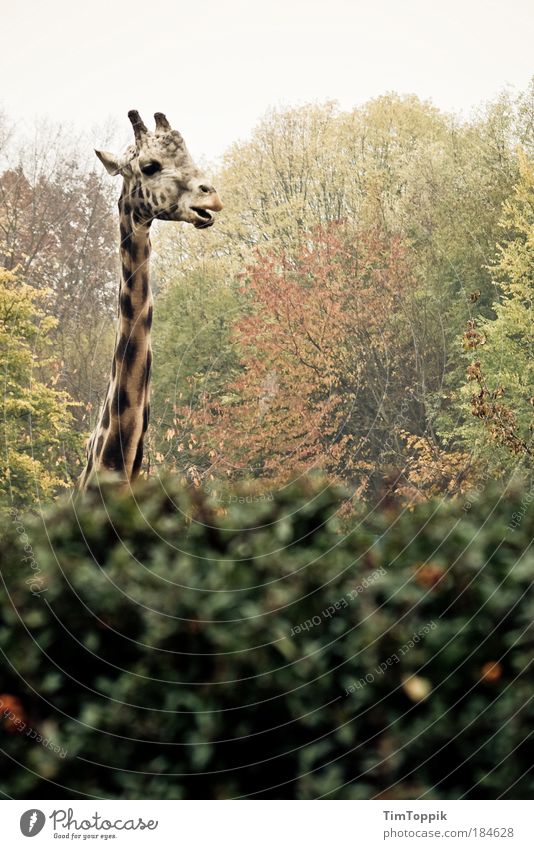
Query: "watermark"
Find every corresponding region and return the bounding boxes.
[376,396,412,464]
[462,469,495,512]
[19,807,159,839]
[9,507,47,597]
[507,484,534,531]
[343,620,437,696]
[290,566,387,636]
[0,696,67,759]
[205,486,274,505]
[50,807,158,835]
[20,809,46,837]
[384,810,447,822]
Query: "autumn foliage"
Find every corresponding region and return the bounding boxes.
[1,91,533,509]
[174,225,423,496]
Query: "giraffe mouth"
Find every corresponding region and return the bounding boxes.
[190,207,214,229]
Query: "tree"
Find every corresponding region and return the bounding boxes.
[446,151,534,475]
[0,269,82,509]
[148,261,242,480]
[167,224,430,499]
[0,127,118,434]
[155,91,520,316]
[150,92,524,500]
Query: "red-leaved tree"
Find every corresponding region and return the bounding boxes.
[173,224,432,498]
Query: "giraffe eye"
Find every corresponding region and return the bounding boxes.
[141,160,162,176]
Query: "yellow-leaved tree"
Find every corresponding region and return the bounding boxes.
[452,151,534,474]
[0,269,83,509]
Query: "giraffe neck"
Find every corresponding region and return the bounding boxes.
[80,189,153,488]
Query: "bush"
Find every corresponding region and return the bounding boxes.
[0,476,532,799]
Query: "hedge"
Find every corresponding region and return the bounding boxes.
[0,475,533,799]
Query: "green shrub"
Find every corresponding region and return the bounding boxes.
[0,477,532,799]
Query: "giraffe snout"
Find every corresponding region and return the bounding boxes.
[206,192,223,212]
[190,189,224,229]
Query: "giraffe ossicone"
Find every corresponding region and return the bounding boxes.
[78,111,223,491]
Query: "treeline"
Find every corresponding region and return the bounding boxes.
[151,85,534,504]
[0,117,118,505]
[1,85,533,508]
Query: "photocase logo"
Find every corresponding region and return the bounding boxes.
[20,809,46,837]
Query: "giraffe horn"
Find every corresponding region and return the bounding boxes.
[127,110,148,143]
[154,112,171,133]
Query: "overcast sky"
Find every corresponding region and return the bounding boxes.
[1,0,533,163]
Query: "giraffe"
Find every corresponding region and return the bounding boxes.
[78,110,223,490]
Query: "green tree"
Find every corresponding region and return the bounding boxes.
[149,261,241,481]
[0,126,118,437]
[0,269,82,509]
[445,151,534,476]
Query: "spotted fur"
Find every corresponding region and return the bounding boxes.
[78,111,223,490]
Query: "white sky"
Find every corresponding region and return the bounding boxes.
[1,0,533,163]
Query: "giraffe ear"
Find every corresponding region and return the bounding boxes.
[95,149,122,176]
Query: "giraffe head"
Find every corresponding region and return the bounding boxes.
[95,110,223,229]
